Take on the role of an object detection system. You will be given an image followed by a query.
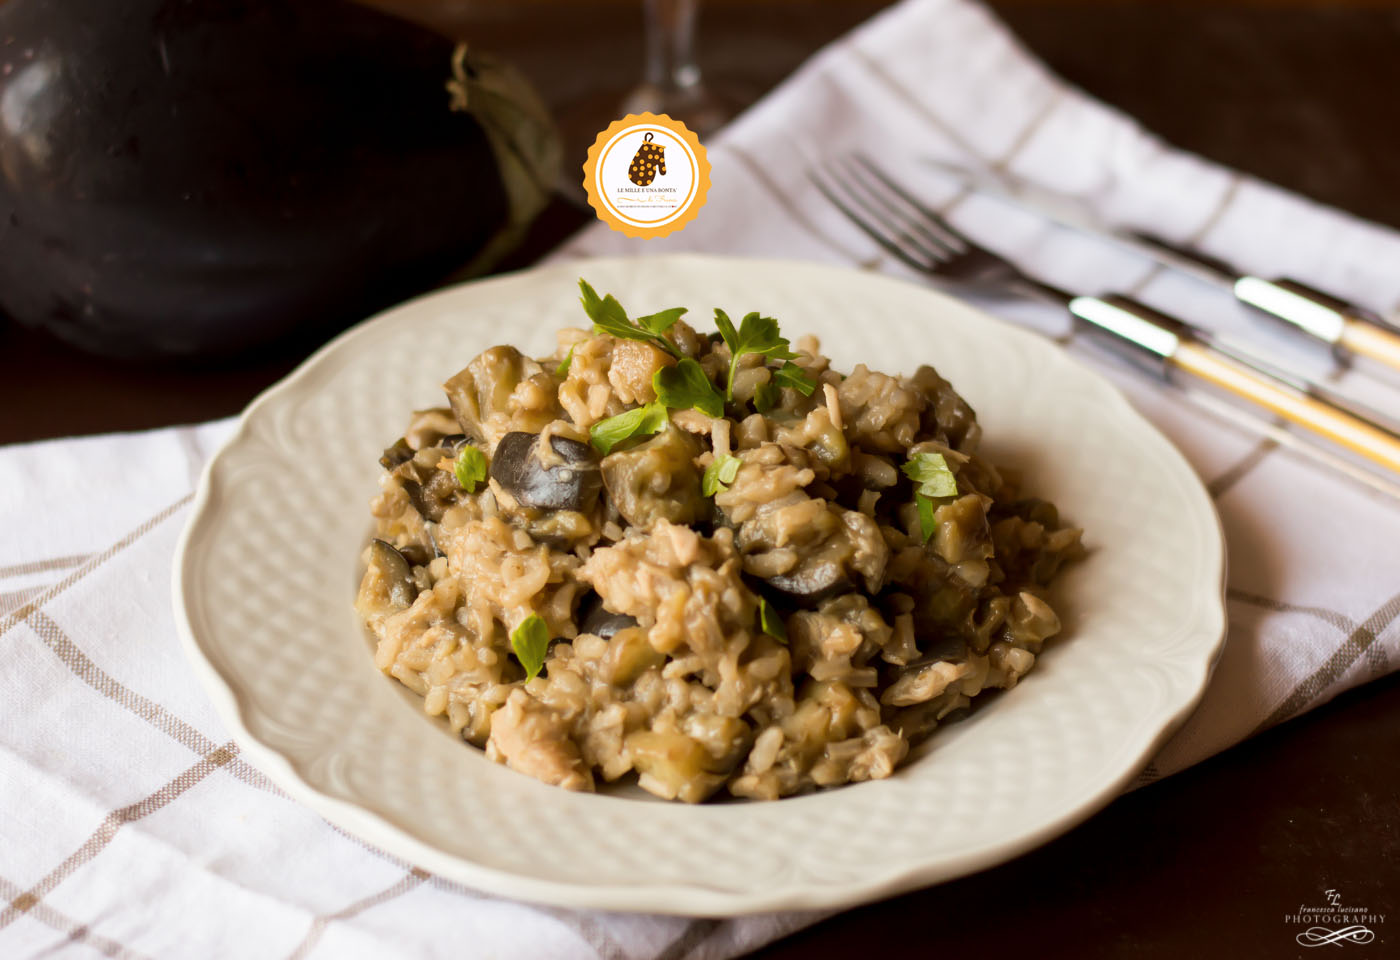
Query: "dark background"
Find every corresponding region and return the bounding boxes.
[3,2,1398,956]
[7,0,1400,441]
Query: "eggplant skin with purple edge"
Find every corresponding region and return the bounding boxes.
[0,0,559,358]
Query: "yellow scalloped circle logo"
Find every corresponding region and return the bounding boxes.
[582,113,710,238]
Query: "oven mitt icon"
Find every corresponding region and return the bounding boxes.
[628,132,667,186]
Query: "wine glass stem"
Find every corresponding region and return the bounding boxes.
[643,0,701,95]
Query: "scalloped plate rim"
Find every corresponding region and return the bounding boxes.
[172,253,1227,916]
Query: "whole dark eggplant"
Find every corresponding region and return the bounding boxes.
[0,0,558,357]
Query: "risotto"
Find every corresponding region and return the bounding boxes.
[355,280,1083,802]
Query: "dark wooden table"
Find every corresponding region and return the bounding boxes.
[3,3,1398,956]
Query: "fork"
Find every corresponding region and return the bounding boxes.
[810,156,1075,305]
[921,156,1400,375]
[808,154,1400,479]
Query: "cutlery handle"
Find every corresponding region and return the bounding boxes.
[1171,341,1400,474]
[1066,294,1184,375]
[1232,276,1348,344]
[1337,319,1400,371]
[1202,338,1400,440]
[1235,276,1400,373]
[1182,387,1400,502]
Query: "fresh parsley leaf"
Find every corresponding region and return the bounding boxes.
[773,360,817,396]
[757,596,787,643]
[577,279,683,358]
[556,345,575,378]
[713,308,739,353]
[653,358,724,418]
[454,445,488,493]
[713,308,799,400]
[702,454,741,496]
[636,307,687,336]
[510,614,550,681]
[578,279,631,336]
[588,401,668,454]
[906,453,956,543]
[736,312,798,360]
[901,452,959,499]
[915,492,938,543]
[753,380,781,413]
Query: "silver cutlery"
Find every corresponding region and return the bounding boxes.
[808,154,1400,484]
[920,161,1400,375]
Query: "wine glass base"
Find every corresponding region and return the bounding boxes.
[620,84,731,140]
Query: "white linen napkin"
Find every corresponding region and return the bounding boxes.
[3,1,1399,957]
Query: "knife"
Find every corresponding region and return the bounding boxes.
[1066,294,1400,476]
[1133,233,1400,374]
[925,160,1400,374]
[919,163,1400,437]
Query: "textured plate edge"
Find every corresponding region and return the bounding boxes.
[170,253,1228,916]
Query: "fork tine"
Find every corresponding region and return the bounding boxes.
[836,156,964,258]
[807,161,947,274]
[851,153,970,253]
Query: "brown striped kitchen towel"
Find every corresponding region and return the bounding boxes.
[5,0,1400,957]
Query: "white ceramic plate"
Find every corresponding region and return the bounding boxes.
[173,255,1225,916]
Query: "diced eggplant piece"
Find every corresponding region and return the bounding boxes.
[490,431,602,513]
[881,656,977,708]
[402,468,461,523]
[426,525,449,560]
[887,693,970,746]
[442,346,556,444]
[600,427,704,528]
[600,628,664,687]
[931,494,993,565]
[746,503,885,604]
[625,730,729,803]
[906,554,980,643]
[915,632,970,664]
[356,539,417,623]
[397,545,434,568]
[578,593,640,640]
[403,409,464,451]
[907,365,981,453]
[379,438,415,471]
[995,497,1060,528]
[765,561,854,604]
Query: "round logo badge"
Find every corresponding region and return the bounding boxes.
[582,113,710,238]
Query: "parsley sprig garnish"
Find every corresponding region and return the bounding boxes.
[589,401,669,454]
[713,309,791,399]
[578,279,685,359]
[903,452,959,497]
[753,381,781,413]
[577,279,825,446]
[915,495,938,543]
[588,360,726,455]
[712,308,818,402]
[654,358,724,418]
[774,361,818,396]
[902,452,959,542]
[757,596,787,643]
[510,614,550,681]
[702,454,741,496]
[453,445,488,493]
